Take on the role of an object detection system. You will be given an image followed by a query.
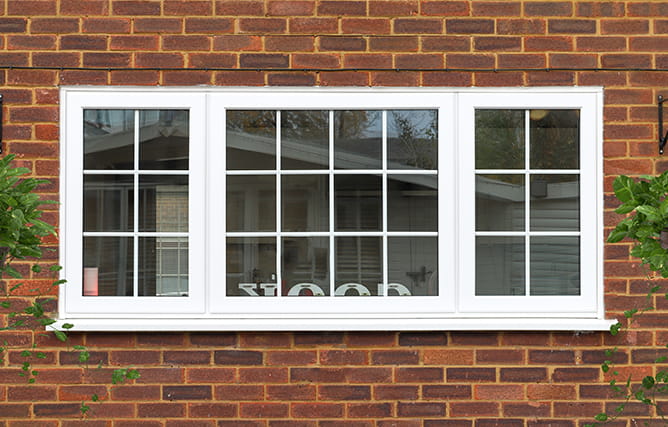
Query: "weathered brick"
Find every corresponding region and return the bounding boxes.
[342,18,391,34]
[319,385,371,400]
[213,35,263,51]
[239,367,289,383]
[0,18,26,33]
[7,35,56,50]
[31,18,79,34]
[33,52,80,67]
[449,402,499,417]
[474,36,521,51]
[394,18,443,34]
[423,385,471,399]
[369,36,419,52]
[395,54,444,69]
[215,385,264,401]
[266,384,316,401]
[239,403,289,418]
[396,367,443,383]
[398,402,445,417]
[266,36,315,52]
[317,1,366,16]
[134,18,183,33]
[291,402,344,418]
[136,53,185,68]
[164,385,212,401]
[239,18,287,34]
[240,54,289,68]
[60,35,107,50]
[525,2,572,16]
[61,0,108,15]
[548,19,597,34]
[447,19,494,34]
[320,36,366,51]
[163,35,210,51]
[113,1,161,15]
[137,403,186,418]
[82,18,131,34]
[290,18,339,34]
[162,70,214,85]
[472,1,521,16]
[83,52,131,68]
[185,18,234,34]
[374,385,419,400]
[421,1,469,16]
[8,0,56,15]
[164,0,212,15]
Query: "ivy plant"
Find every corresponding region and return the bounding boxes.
[587,171,668,425]
[0,154,139,416]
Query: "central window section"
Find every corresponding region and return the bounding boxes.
[225,110,438,298]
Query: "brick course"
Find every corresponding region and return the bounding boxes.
[0,0,667,424]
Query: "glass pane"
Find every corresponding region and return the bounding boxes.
[388,237,438,296]
[530,236,580,296]
[387,110,438,170]
[139,237,188,296]
[530,175,579,231]
[335,175,381,231]
[139,110,189,170]
[281,111,329,170]
[282,237,329,296]
[475,109,524,170]
[282,175,328,232]
[83,175,134,232]
[226,238,277,297]
[227,110,276,170]
[84,109,134,170]
[138,175,188,232]
[226,176,276,232]
[476,236,525,296]
[387,174,437,232]
[476,174,525,232]
[529,109,579,169]
[334,110,381,169]
[83,237,133,296]
[335,237,382,296]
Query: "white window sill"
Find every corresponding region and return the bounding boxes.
[53,317,617,332]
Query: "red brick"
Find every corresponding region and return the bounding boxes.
[134,18,183,33]
[214,385,264,401]
[342,18,390,34]
[602,19,650,35]
[320,36,366,51]
[394,18,443,34]
[163,35,210,51]
[135,368,184,384]
[113,1,161,15]
[317,1,366,16]
[164,0,212,15]
[576,36,627,52]
[31,18,79,34]
[33,403,81,417]
[449,402,499,417]
[59,70,108,85]
[240,54,289,68]
[111,385,160,401]
[319,385,370,400]
[268,1,314,16]
[630,36,668,52]
[526,70,575,85]
[58,385,107,401]
[446,54,495,69]
[266,36,315,52]
[216,0,265,15]
[163,71,213,85]
[136,53,185,68]
[421,1,469,16]
[60,35,107,50]
[82,18,131,34]
[374,385,419,400]
[110,69,159,85]
[477,350,524,364]
[293,53,340,69]
[498,54,545,69]
[344,367,392,383]
[61,0,108,15]
[525,2,572,16]
[398,402,445,417]
[239,367,288,383]
[369,36,419,52]
[423,385,471,399]
[548,19,597,34]
[423,349,473,365]
[266,384,316,401]
[267,72,317,86]
[474,36,521,51]
[138,403,186,418]
[214,35,262,51]
[83,52,131,67]
[553,402,603,417]
[447,368,496,382]
[527,384,576,400]
[8,385,57,401]
[319,350,367,365]
[577,2,625,17]
[7,35,56,50]
[369,1,418,16]
[396,54,443,69]
[628,3,668,17]
[503,402,551,417]
[215,70,265,86]
[239,403,289,418]
[10,106,58,122]
[319,71,369,86]
[239,18,287,34]
[472,2,521,16]
[601,54,652,69]
[8,0,56,15]
[549,53,597,69]
[422,36,470,52]
[289,17,338,34]
[164,385,212,401]
[525,36,573,52]
[33,52,80,67]
[396,367,443,383]
[34,125,59,141]
[551,368,600,382]
[348,402,392,418]
[292,402,344,418]
[528,350,575,364]
[0,52,28,66]
[497,18,545,34]
[185,18,233,34]
[475,384,523,400]
[447,19,494,34]
[371,71,420,86]
[188,53,236,68]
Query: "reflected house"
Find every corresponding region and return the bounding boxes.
[225,110,438,298]
[83,110,190,297]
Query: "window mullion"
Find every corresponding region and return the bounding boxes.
[275,110,282,298]
[381,110,388,297]
[133,110,140,298]
[524,109,531,297]
[329,110,335,298]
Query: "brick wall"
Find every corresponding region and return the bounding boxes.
[1,0,668,424]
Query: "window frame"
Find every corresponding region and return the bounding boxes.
[58,86,612,331]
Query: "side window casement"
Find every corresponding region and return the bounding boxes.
[60,88,609,331]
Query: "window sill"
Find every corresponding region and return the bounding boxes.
[53,317,617,332]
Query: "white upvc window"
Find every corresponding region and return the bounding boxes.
[58,87,612,331]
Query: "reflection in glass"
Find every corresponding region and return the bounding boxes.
[83,237,133,296]
[476,236,525,296]
[226,176,276,232]
[226,110,276,170]
[138,237,189,297]
[139,110,189,170]
[387,175,437,231]
[335,237,381,296]
[226,237,277,297]
[282,237,329,296]
[139,175,188,232]
[84,175,134,232]
[335,175,381,231]
[281,111,329,170]
[84,109,134,170]
[530,175,579,231]
[475,109,524,170]
[334,111,381,169]
[530,236,580,295]
[388,110,438,170]
[530,109,579,169]
[282,175,328,232]
[388,237,437,296]
[476,175,524,231]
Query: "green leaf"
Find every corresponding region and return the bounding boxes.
[594,413,608,422]
[53,330,67,342]
[642,376,656,389]
[31,264,41,273]
[61,323,74,330]
[612,175,635,203]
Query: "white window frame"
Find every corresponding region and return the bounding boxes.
[58,87,613,331]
